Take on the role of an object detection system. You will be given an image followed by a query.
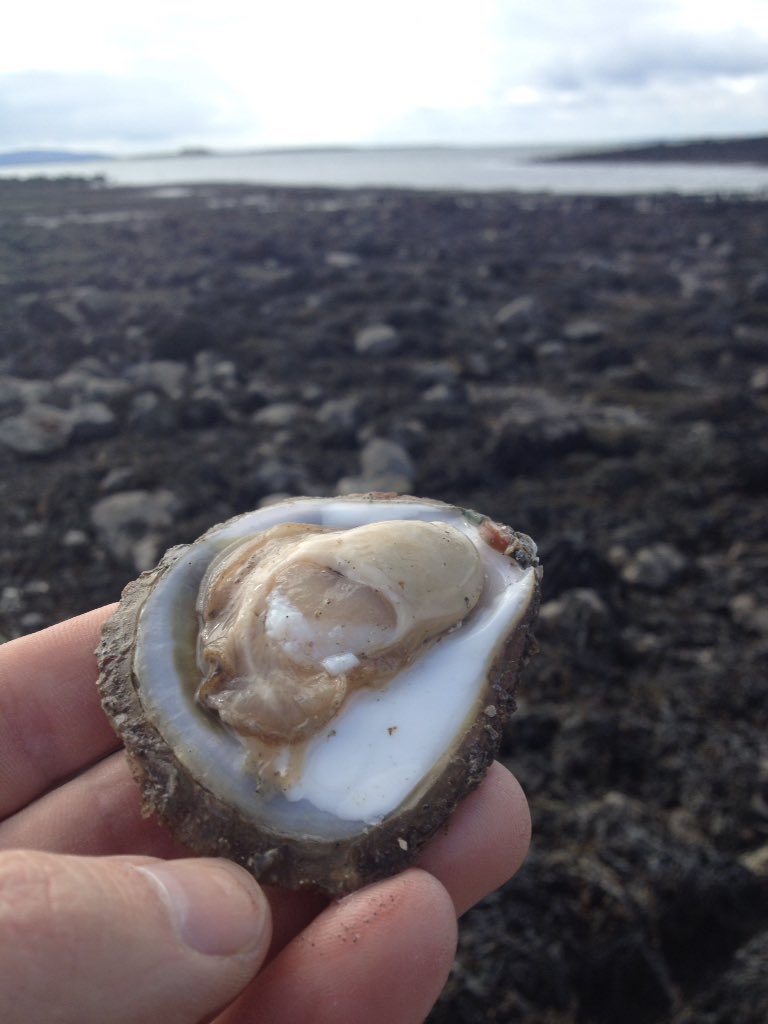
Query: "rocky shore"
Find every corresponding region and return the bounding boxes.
[547,135,768,165]
[1,177,767,1022]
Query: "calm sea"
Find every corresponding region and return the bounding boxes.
[2,146,768,196]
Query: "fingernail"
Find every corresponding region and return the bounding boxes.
[137,860,270,957]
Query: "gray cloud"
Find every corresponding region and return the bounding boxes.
[2,5,766,152]
[0,70,250,149]
[540,30,768,92]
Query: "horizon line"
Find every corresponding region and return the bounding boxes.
[2,132,768,164]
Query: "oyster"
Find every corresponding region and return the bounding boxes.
[97,494,541,895]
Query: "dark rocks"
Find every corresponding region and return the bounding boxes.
[494,295,538,327]
[182,388,229,428]
[674,930,768,1024]
[433,794,768,1024]
[491,388,587,471]
[153,313,215,358]
[747,271,768,303]
[90,489,180,571]
[337,437,415,494]
[252,401,305,429]
[618,542,688,591]
[562,317,608,343]
[128,359,189,400]
[0,403,73,454]
[68,400,116,441]
[315,395,365,440]
[489,386,655,475]
[582,403,652,453]
[325,250,361,269]
[250,458,313,497]
[72,286,119,325]
[21,295,78,334]
[353,322,401,356]
[127,391,180,434]
[192,352,239,394]
[0,374,50,409]
[54,362,129,403]
[538,588,611,650]
[730,593,768,636]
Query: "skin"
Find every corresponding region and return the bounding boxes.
[0,605,532,1024]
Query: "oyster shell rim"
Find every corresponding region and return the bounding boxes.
[97,493,541,896]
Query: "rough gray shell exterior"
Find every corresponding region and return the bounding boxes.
[97,493,541,896]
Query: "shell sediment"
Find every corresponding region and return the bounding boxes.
[97,494,541,895]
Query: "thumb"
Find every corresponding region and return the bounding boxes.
[0,849,272,1024]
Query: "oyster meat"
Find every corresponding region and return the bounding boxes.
[97,494,541,895]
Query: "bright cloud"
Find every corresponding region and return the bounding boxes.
[1,0,766,150]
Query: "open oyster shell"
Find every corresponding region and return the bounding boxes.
[97,494,541,896]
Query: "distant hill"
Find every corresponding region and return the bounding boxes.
[0,149,110,166]
[546,136,768,165]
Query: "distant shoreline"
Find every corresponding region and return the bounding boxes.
[0,149,111,167]
[2,136,768,169]
[543,135,768,166]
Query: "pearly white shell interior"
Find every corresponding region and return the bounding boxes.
[134,498,537,841]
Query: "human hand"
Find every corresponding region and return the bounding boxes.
[0,606,531,1024]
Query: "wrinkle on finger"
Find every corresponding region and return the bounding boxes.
[0,605,119,819]
[0,752,355,960]
[0,751,181,860]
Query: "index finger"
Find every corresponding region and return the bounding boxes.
[0,604,118,818]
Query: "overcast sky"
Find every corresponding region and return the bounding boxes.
[1,0,767,153]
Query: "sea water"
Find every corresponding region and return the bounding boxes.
[2,145,768,196]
